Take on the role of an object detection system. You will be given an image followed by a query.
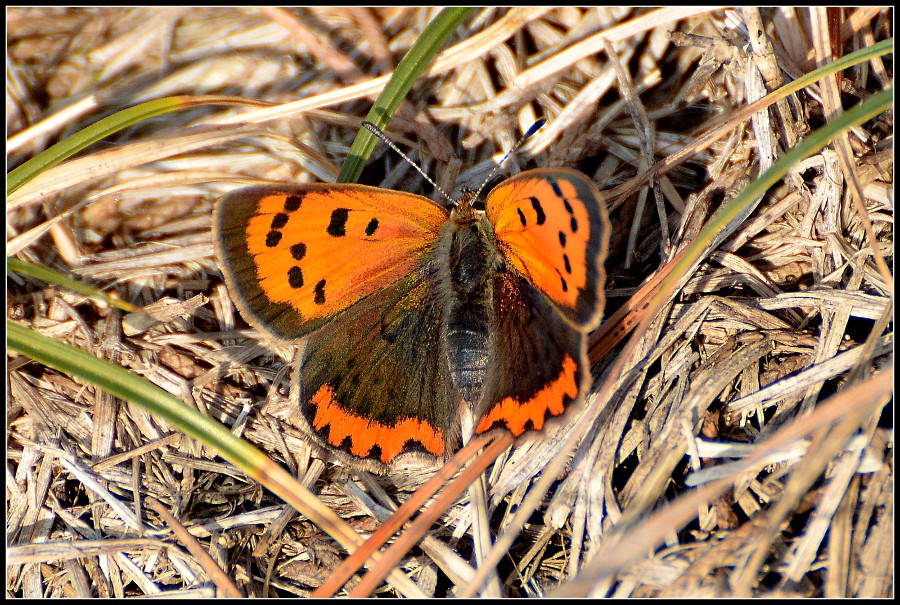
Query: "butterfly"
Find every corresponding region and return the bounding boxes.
[213,128,610,474]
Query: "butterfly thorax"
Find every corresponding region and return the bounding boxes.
[439,205,504,406]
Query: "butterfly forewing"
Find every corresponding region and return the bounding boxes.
[485,168,609,330]
[214,184,447,341]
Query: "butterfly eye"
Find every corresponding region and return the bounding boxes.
[472,199,486,211]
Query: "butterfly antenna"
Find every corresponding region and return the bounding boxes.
[361,121,456,205]
[471,118,546,201]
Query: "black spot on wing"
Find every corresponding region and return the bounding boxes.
[529,196,546,225]
[266,231,282,247]
[264,213,290,248]
[550,179,564,198]
[314,279,326,304]
[327,208,350,236]
[271,213,289,230]
[284,195,302,212]
[288,266,304,288]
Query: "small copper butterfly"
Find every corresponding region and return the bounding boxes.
[213,123,610,473]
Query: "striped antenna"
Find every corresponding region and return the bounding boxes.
[361,121,455,204]
[470,118,546,201]
[362,118,547,204]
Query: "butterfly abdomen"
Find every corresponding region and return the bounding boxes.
[440,216,503,405]
[445,309,491,405]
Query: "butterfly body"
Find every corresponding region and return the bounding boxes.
[438,196,503,407]
[214,168,609,473]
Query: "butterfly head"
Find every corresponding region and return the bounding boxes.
[448,187,487,221]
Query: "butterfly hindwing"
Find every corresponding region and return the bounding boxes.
[213,184,447,341]
[296,265,458,471]
[486,168,609,330]
[474,272,588,436]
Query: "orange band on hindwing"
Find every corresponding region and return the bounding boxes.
[474,354,579,435]
[310,384,445,463]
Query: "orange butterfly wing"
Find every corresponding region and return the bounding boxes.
[213,184,448,341]
[474,271,589,436]
[297,270,459,472]
[475,168,610,437]
[486,168,609,330]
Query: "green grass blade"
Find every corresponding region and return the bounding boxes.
[710,87,892,250]
[781,37,892,98]
[338,7,476,184]
[7,95,264,195]
[667,86,893,310]
[7,319,421,590]
[8,320,271,468]
[7,257,141,313]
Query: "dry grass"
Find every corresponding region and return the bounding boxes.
[6,7,893,598]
